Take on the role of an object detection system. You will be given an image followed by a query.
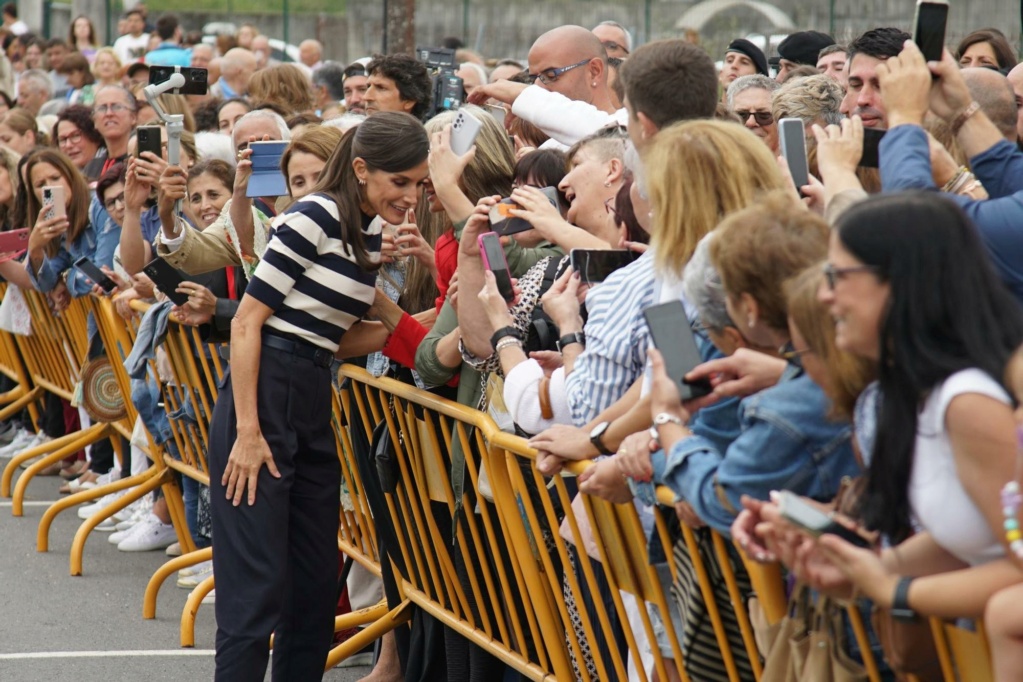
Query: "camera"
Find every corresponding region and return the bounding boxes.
[416,46,464,119]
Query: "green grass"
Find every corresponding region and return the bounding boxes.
[138,0,345,15]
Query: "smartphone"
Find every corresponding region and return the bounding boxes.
[136,125,163,160]
[570,248,640,284]
[148,65,209,96]
[484,104,507,127]
[450,109,483,156]
[478,231,514,302]
[142,257,189,306]
[246,140,290,198]
[0,227,29,254]
[42,186,66,221]
[778,118,809,192]
[489,186,560,236]
[778,491,871,548]
[912,0,949,64]
[73,256,117,293]
[643,301,712,401]
[859,128,887,168]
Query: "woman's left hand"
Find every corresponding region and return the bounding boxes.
[478,270,516,329]
[135,151,169,187]
[392,209,436,270]
[579,457,634,504]
[540,267,585,331]
[510,185,568,237]
[222,428,281,506]
[175,281,217,318]
[648,347,690,423]
[815,534,895,606]
[615,430,658,481]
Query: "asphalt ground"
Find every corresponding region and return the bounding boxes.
[0,467,372,682]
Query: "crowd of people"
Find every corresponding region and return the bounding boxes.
[2,5,1023,681]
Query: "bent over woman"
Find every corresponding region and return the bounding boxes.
[207,112,430,681]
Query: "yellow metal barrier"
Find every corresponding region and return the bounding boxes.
[0,283,42,429]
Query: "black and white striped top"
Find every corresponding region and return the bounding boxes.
[246,193,381,353]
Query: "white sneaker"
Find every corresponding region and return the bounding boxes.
[117,514,176,552]
[94,517,119,532]
[78,490,126,519]
[108,522,139,544]
[15,433,52,465]
[2,430,39,459]
[94,469,120,486]
[176,560,213,589]
[201,589,215,605]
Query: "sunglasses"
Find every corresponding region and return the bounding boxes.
[529,58,590,85]
[735,110,775,126]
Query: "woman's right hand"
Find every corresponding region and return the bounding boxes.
[28,207,69,253]
[429,125,475,189]
[134,150,168,188]
[222,428,281,506]
[459,196,500,258]
[158,165,187,221]
[124,158,151,212]
[811,116,864,177]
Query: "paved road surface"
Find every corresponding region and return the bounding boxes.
[0,469,372,682]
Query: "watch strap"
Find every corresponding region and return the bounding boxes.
[589,422,612,455]
[557,331,585,353]
[891,576,916,621]
[490,326,522,350]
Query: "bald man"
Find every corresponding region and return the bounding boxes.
[251,34,272,70]
[214,47,257,99]
[1006,63,1023,144]
[299,39,323,72]
[962,67,1019,143]
[468,25,625,147]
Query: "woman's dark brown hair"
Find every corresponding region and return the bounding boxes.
[51,104,104,149]
[310,111,428,271]
[956,28,1019,70]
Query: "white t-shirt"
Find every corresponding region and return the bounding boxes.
[113,33,150,64]
[909,368,1009,566]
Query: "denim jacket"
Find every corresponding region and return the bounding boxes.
[634,366,860,536]
[27,196,120,295]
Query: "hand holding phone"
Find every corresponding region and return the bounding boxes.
[450,109,483,156]
[73,256,118,293]
[777,490,871,548]
[0,227,29,256]
[478,231,515,302]
[779,118,809,193]
[42,186,67,222]
[912,0,949,64]
[142,257,189,306]
[643,301,712,401]
[570,249,639,284]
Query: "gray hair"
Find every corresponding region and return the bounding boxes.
[726,74,780,110]
[312,61,345,101]
[818,43,848,59]
[232,109,291,147]
[682,233,733,334]
[458,62,489,85]
[595,20,633,52]
[772,74,844,127]
[19,69,52,97]
[322,112,366,133]
[94,83,138,110]
[195,131,237,166]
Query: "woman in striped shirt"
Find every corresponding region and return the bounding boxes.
[205,112,430,681]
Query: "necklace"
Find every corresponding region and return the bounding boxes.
[1001,428,1023,560]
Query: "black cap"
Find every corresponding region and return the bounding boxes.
[125,61,150,79]
[777,31,836,66]
[726,38,769,77]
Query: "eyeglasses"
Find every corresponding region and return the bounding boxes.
[57,131,83,147]
[604,196,624,225]
[735,110,775,126]
[779,345,812,362]
[601,41,629,55]
[93,102,132,116]
[103,192,125,211]
[529,58,591,85]
[822,263,878,290]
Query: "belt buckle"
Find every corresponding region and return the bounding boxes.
[313,349,332,368]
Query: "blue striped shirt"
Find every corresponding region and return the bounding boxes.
[246,193,381,353]
[566,251,656,426]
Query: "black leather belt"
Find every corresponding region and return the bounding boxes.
[262,333,333,369]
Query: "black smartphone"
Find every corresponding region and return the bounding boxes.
[136,125,162,159]
[73,256,117,293]
[912,0,949,64]
[570,248,639,284]
[142,257,189,306]
[778,491,871,548]
[859,128,887,168]
[490,186,560,237]
[778,118,809,192]
[478,231,514,302]
[148,65,209,96]
[642,301,712,401]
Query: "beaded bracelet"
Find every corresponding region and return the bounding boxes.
[1001,430,1023,560]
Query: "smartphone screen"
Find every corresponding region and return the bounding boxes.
[913,0,949,63]
[136,125,162,159]
[778,118,809,191]
[859,128,887,168]
[643,301,712,401]
[73,256,117,292]
[570,249,639,284]
[478,231,514,302]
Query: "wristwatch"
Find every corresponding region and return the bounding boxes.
[489,326,522,349]
[890,576,917,621]
[650,412,686,444]
[589,421,612,455]
[556,331,586,353]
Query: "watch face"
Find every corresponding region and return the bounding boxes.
[589,422,608,439]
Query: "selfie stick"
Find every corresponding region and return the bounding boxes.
[143,73,185,213]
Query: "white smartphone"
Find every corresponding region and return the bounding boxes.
[43,185,66,221]
[450,108,483,156]
[778,118,809,193]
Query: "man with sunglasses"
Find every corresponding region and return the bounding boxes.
[726,74,781,152]
[592,20,631,59]
[468,25,627,147]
